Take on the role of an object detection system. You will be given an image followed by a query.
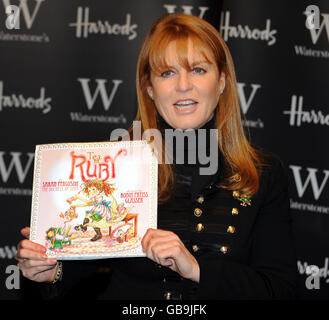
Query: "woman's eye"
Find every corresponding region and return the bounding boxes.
[193,67,206,74]
[161,70,173,77]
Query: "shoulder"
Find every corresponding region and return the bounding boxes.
[248,147,292,225]
[253,146,289,196]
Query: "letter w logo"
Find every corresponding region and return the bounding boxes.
[163,5,209,18]
[78,78,122,111]
[0,152,34,183]
[237,83,261,115]
[305,12,329,44]
[2,0,45,29]
[290,165,329,200]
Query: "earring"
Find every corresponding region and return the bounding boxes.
[220,89,224,95]
[147,88,153,100]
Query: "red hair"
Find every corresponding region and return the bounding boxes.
[82,180,115,197]
[133,14,262,202]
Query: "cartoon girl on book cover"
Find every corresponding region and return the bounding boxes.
[67,179,129,241]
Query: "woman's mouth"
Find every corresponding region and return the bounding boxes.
[173,100,198,110]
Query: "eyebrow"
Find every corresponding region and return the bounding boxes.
[163,60,212,71]
[190,60,212,67]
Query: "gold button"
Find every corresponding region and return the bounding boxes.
[227,226,235,234]
[220,246,228,254]
[194,208,202,217]
[197,196,204,204]
[196,223,204,232]
[164,292,171,300]
[192,244,199,252]
[232,207,239,215]
[233,190,240,199]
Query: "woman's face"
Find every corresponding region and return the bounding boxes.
[147,39,225,130]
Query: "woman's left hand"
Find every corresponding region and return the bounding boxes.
[141,228,200,283]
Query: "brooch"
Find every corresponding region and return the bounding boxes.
[233,191,251,207]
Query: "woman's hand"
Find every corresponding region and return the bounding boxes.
[141,228,200,283]
[15,227,58,283]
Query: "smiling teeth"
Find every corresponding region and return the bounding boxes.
[176,100,195,105]
[174,100,196,109]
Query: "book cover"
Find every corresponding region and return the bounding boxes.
[29,140,157,260]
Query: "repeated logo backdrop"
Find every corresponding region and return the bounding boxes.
[221,0,329,299]
[0,0,327,299]
[0,0,222,300]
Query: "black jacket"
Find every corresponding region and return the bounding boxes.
[36,150,297,300]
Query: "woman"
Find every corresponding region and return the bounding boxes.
[15,13,296,299]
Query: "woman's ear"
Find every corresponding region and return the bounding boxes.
[147,86,154,100]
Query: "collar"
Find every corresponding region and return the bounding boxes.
[157,114,226,200]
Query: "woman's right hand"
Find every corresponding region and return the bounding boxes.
[15,227,58,283]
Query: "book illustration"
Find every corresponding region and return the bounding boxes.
[46,225,75,250]
[30,141,157,259]
[44,179,137,256]
[69,179,130,241]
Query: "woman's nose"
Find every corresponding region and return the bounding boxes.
[176,71,192,92]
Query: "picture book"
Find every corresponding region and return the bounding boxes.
[29,141,157,260]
